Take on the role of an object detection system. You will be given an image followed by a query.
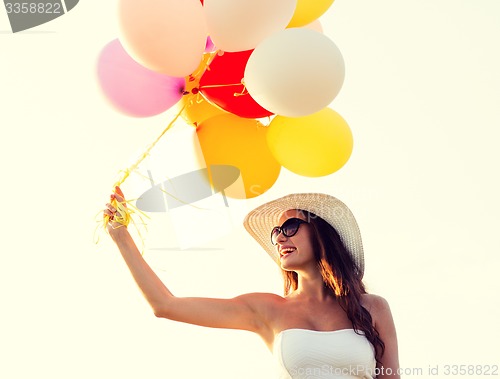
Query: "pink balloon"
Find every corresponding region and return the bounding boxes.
[205,36,216,52]
[97,39,185,117]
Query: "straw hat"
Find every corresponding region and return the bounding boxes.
[243,193,364,277]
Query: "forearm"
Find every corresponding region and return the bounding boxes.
[104,189,268,332]
[110,227,173,315]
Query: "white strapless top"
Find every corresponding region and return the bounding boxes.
[273,329,376,379]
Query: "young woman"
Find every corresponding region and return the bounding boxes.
[105,188,400,379]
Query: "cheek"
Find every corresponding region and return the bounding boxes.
[306,231,320,258]
[295,231,316,255]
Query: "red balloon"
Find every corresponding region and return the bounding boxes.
[199,50,273,118]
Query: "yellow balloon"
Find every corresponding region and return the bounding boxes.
[197,114,281,199]
[287,0,335,28]
[179,94,227,127]
[267,108,353,177]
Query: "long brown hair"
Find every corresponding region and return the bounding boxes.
[282,211,385,363]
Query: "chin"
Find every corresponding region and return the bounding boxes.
[280,261,299,272]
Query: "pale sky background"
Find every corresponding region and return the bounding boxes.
[1,1,499,378]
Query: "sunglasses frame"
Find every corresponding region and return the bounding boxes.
[270,218,308,245]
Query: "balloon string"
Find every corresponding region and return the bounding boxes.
[190,50,249,97]
[114,103,186,188]
[199,82,243,89]
[234,85,249,97]
[199,81,249,98]
[97,104,187,249]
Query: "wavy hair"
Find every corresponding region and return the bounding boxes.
[282,211,385,363]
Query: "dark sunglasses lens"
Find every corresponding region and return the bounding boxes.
[282,219,300,237]
[271,218,304,245]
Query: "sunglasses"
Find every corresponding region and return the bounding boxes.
[271,218,308,245]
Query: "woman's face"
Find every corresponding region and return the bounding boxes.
[275,209,316,272]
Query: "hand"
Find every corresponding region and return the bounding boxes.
[104,186,129,234]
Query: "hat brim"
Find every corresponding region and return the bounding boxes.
[243,193,364,276]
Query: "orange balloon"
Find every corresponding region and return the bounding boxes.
[196,114,281,199]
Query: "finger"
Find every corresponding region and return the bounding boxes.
[112,193,125,204]
[106,202,117,211]
[103,209,114,218]
[115,186,125,197]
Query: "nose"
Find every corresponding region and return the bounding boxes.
[275,229,288,244]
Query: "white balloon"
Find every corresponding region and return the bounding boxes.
[204,0,297,52]
[244,28,345,117]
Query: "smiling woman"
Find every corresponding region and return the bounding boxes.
[104,189,400,379]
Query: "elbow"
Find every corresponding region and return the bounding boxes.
[152,304,170,319]
[152,298,175,319]
[151,293,175,319]
[153,309,166,318]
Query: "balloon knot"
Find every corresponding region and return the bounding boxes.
[234,84,248,97]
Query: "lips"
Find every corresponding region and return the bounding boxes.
[279,247,296,259]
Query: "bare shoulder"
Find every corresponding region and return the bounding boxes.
[361,293,390,309]
[360,293,393,325]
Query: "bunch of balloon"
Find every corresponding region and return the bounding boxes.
[203,0,353,179]
[96,0,353,199]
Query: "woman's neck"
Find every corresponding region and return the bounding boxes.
[293,273,332,302]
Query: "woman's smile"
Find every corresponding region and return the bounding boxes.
[279,246,297,259]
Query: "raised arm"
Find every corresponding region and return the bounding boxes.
[104,188,275,337]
